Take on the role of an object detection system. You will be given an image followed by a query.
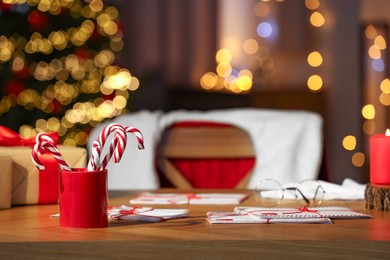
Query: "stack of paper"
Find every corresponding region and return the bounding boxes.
[207,212,332,224]
[130,193,248,205]
[234,206,372,219]
[108,205,189,222]
[207,206,371,224]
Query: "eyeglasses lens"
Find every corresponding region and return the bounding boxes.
[255,179,284,207]
[297,179,324,205]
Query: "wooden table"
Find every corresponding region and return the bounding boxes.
[0,189,389,259]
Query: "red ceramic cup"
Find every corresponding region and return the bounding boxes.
[59,168,108,228]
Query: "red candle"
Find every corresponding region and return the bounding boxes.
[370,129,390,184]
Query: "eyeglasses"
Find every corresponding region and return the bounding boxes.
[254,179,325,207]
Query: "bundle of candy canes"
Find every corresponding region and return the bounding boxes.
[31,123,144,172]
[87,123,144,171]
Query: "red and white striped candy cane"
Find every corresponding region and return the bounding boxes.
[87,124,145,171]
[35,132,60,156]
[35,132,56,144]
[124,126,144,150]
[102,124,127,163]
[99,128,127,170]
[88,123,127,171]
[32,140,72,171]
[99,126,144,168]
[97,123,125,146]
[87,140,102,171]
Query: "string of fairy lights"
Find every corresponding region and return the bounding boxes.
[0,0,139,146]
[304,0,325,92]
[306,0,389,171]
[199,0,326,94]
[343,25,389,168]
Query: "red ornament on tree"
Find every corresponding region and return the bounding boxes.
[51,100,63,115]
[5,81,24,96]
[16,67,30,80]
[27,10,49,31]
[0,3,12,12]
[75,47,90,59]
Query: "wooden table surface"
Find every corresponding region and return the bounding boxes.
[0,189,389,259]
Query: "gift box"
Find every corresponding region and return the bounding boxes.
[4,145,87,205]
[0,126,87,205]
[0,153,12,209]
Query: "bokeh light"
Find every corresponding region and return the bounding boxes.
[342,135,357,151]
[380,79,390,93]
[374,35,387,50]
[254,2,270,17]
[216,48,232,64]
[362,104,375,120]
[257,22,273,38]
[368,45,381,59]
[243,39,259,55]
[305,0,320,10]
[371,58,385,72]
[307,51,323,67]
[363,120,375,135]
[365,25,378,40]
[310,11,325,27]
[352,152,365,167]
[307,74,323,92]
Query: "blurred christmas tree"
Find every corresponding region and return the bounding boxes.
[0,0,139,146]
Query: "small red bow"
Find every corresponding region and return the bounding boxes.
[281,206,319,215]
[186,194,202,200]
[0,126,58,147]
[297,206,318,213]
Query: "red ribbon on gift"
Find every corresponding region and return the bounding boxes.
[0,126,59,147]
[38,154,59,204]
[0,126,60,204]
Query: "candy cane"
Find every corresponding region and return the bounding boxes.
[124,126,144,150]
[32,140,72,171]
[97,123,125,147]
[99,127,127,170]
[98,126,144,168]
[108,125,127,163]
[35,132,56,144]
[99,123,127,168]
[87,140,102,171]
[87,124,145,171]
[87,123,127,171]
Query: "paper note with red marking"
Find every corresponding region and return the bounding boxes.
[130,193,248,205]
